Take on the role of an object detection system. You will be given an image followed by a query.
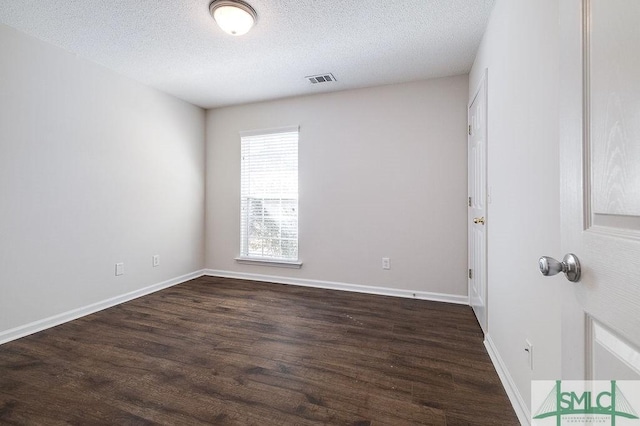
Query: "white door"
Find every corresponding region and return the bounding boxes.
[468,71,488,333]
[559,0,640,381]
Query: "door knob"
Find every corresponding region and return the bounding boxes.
[473,217,485,225]
[538,253,581,282]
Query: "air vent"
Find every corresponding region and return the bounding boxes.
[306,73,337,84]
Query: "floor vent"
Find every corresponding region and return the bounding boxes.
[306,73,337,84]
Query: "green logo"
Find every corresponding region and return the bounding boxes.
[533,380,639,425]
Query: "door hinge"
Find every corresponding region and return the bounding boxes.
[468,269,473,279]
[468,124,472,135]
[468,196,472,207]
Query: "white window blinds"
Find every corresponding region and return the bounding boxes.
[240,127,299,261]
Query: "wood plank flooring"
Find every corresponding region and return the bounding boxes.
[0,276,519,425]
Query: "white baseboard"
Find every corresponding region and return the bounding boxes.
[203,269,469,305]
[0,269,205,345]
[1,269,466,346]
[484,334,530,425]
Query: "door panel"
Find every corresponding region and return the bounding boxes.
[590,0,640,228]
[560,0,640,379]
[469,71,488,333]
[589,318,640,380]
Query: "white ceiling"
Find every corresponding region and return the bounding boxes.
[0,0,494,109]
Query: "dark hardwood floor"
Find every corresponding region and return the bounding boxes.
[0,276,518,425]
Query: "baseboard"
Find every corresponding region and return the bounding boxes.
[0,269,205,345]
[1,268,467,345]
[203,269,469,305]
[484,334,530,425]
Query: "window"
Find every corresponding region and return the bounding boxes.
[239,126,299,264]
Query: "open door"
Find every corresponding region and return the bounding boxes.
[557,0,640,381]
[469,71,488,333]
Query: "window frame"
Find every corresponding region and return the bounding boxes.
[235,126,302,268]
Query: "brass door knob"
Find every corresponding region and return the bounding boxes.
[473,217,485,225]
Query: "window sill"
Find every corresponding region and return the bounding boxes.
[234,257,303,269]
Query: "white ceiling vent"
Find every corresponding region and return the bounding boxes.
[306,73,337,84]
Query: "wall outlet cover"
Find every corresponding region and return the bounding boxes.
[525,339,534,371]
[382,257,390,270]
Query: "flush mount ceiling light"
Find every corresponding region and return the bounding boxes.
[209,0,257,36]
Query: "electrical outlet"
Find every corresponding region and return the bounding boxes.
[152,255,160,267]
[525,339,534,371]
[382,257,390,270]
[115,263,124,276]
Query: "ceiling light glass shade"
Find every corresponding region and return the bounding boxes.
[209,0,257,36]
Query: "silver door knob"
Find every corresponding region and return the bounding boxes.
[538,253,581,282]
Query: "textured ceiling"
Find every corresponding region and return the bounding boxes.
[0,0,494,108]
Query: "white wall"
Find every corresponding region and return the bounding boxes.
[0,24,206,337]
[469,0,562,421]
[206,76,469,298]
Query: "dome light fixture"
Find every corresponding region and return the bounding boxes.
[209,0,257,36]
